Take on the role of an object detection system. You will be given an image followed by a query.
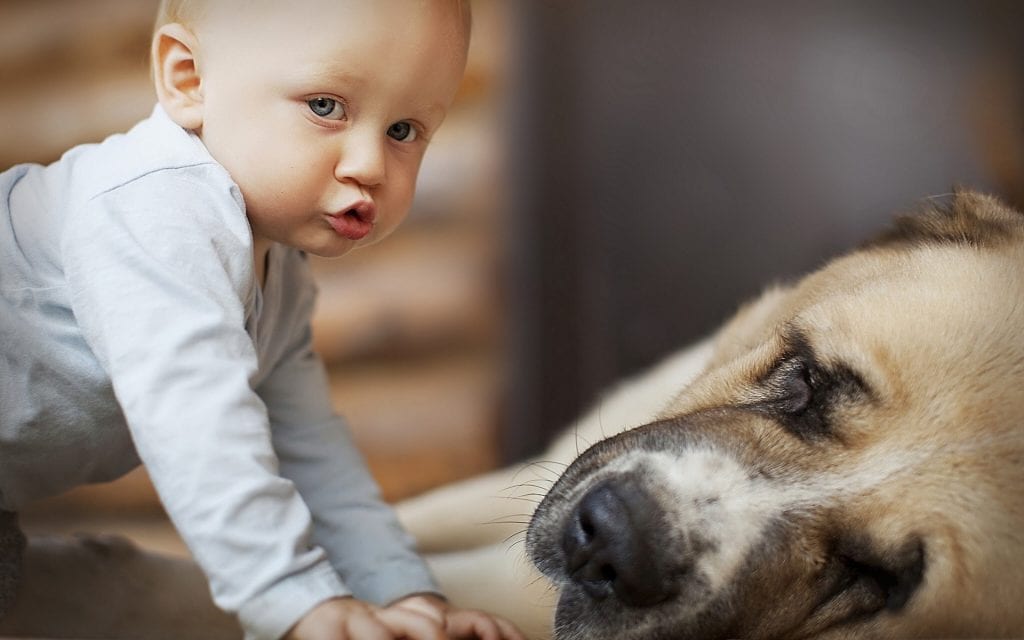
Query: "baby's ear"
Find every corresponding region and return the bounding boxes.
[151,23,204,130]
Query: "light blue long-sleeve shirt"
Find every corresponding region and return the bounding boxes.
[0,105,438,638]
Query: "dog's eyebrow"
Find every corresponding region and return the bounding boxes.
[779,327,816,365]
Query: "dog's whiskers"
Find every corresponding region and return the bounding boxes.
[533,458,568,468]
[505,494,545,504]
[573,424,595,456]
[502,530,528,547]
[504,481,553,493]
[509,462,562,486]
[523,460,567,479]
[596,396,609,441]
[483,517,533,526]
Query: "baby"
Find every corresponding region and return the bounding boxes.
[0,1,523,639]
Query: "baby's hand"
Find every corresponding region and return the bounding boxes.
[443,609,527,640]
[284,596,447,640]
[389,594,527,640]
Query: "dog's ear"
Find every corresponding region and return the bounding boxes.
[865,188,1024,250]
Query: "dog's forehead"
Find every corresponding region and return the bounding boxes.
[691,243,960,380]
[714,233,1022,377]
[792,241,1023,367]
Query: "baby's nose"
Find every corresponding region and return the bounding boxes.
[335,133,385,187]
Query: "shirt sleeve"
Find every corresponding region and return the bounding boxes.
[257,263,440,606]
[61,169,348,639]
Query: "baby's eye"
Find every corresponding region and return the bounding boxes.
[386,121,417,142]
[308,97,345,120]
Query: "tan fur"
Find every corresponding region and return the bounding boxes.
[401,190,1024,639]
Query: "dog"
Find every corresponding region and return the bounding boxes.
[397,190,1024,639]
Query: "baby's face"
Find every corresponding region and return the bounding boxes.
[193,0,468,258]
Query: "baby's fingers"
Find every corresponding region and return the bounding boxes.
[446,611,498,640]
[345,614,395,640]
[446,611,527,640]
[374,606,446,640]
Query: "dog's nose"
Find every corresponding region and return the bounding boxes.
[561,477,676,607]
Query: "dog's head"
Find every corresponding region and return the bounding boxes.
[527,191,1024,639]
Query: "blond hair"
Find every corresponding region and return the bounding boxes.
[152,0,471,84]
[154,0,471,33]
[154,0,205,30]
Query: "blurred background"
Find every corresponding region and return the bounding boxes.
[2,0,1022,557]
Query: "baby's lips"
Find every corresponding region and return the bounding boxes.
[326,201,376,240]
[345,200,377,225]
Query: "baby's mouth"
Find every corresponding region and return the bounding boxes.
[326,202,376,240]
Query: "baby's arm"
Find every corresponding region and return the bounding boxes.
[62,182,350,638]
[256,257,438,605]
[257,257,525,640]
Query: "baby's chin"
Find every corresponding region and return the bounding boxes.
[305,243,358,260]
[305,233,385,259]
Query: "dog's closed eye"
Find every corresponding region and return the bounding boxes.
[771,358,814,415]
[754,334,874,441]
